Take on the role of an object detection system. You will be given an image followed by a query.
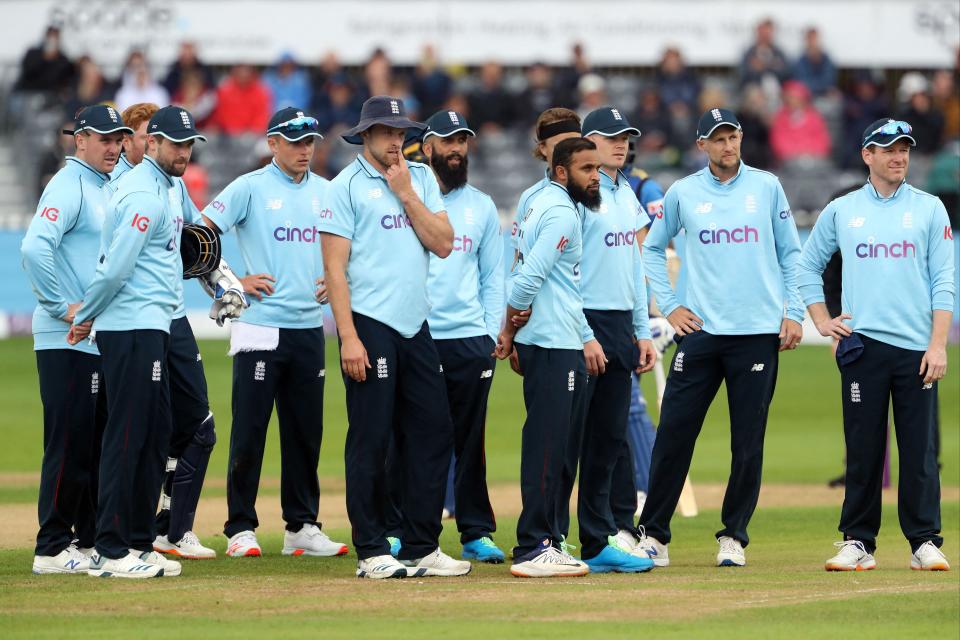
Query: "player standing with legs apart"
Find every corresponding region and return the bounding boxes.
[575,107,656,573]
[419,110,506,563]
[494,137,602,578]
[203,108,347,559]
[636,108,804,568]
[68,106,208,578]
[22,105,129,574]
[319,96,468,579]
[798,119,954,572]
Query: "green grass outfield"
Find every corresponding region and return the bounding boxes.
[0,338,957,638]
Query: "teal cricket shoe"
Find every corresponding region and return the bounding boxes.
[583,543,655,574]
[387,537,401,558]
[462,537,505,564]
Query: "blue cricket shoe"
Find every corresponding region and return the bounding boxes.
[583,541,655,574]
[462,537,505,564]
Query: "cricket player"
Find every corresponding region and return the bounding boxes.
[494,137,603,578]
[69,106,208,578]
[575,107,656,573]
[320,96,469,579]
[637,108,804,568]
[22,105,129,574]
[203,107,347,559]
[798,119,954,572]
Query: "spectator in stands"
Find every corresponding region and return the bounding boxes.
[770,80,831,164]
[555,42,590,107]
[210,64,272,135]
[314,73,362,132]
[363,48,392,99]
[172,68,217,126]
[14,25,75,94]
[632,87,674,154]
[657,48,701,114]
[738,84,773,169]
[516,62,568,126]
[114,50,169,111]
[576,73,607,118]
[739,18,789,88]
[162,41,214,96]
[35,119,75,197]
[390,77,420,118]
[412,45,453,117]
[931,69,960,143]
[468,61,513,132]
[792,28,838,97]
[840,71,887,167]
[897,72,945,154]
[263,52,312,113]
[64,56,112,120]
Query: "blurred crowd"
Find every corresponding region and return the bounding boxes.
[9,21,960,223]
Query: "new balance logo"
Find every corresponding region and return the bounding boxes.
[151,361,162,382]
[567,370,575,391]
[265,199,283,210]
[65,559,81,570]
[377,357,388,379]
[751,363,764,372]
[196,353,202,361]
[439,364,444,373]
[848,217,866,228]
[318,369,326,377]
[922,382,933,390]
[673,351,685,372]
[254,361,266,381]
[91,372,99,394]
[368,188,383,199]
[694,202,713,214]
[480,369,493,379]
[850,382,861,403]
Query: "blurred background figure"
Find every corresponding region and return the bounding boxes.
[114,50,169,111]
[737,84,773,169]
[14,25,74,95]
[63,56,112,121]
[896,72,944,155]
[162,42,215,97]
[792,28,838,98]
[739,18,789,90]
[412,45,452,117]
[210,64,272,135]
[263,52,312,113]
[770,80,831,165]
[469,61,513,133]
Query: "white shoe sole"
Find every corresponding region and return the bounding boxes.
[911,562,949,571]
[32,565,86,575]
[356,567,407,579]
[510,562,589,578]
[282,545,348,557]
[87,568,164,579]
[826,561,876,571]
[404,565,472,577]
[154,545,216,560]
[717,557,746,567]
[226,548,262,558]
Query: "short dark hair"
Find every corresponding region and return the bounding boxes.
[551,137,595,177]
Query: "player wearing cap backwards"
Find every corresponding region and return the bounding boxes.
[202,107,347,560]
[573,107,656,573]
[67,106,208,578]
[22,105,130,575]
[798,119,954,572]
[417,110,505,563]
[636,108,804,569]
[319,96,469,579]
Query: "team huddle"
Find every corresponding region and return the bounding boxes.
[21,93,953,579]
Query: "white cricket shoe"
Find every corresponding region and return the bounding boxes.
[634,491,647,517]
[402,548,472,577]
[32,546,90,574]
[154,531,216,559]
[132,549,181,577]
[510,540,589,578]
[717,536,746,567]
[226,530,262,558]
[357,554,407,579]
[635,527,669,567]
[283,524,349,557]
[76,546,94,558]
[825,540,876,571]
[612,529,653,559]
[87,551,164,579]
[911,541,950,571]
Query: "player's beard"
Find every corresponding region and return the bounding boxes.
[567,178,601,211]
[431,151,468,191]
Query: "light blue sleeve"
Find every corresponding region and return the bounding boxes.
[928,200,956,312]
[75,192,162,324]
[318,178,356,240]
[580,311,595,343]
[478,201,505,340]
[508,207,576,311]
[642,185,683,317]
[420,167,445,213]
[632,246,650,339]
[797,201,839,307]
[203,176,251,233]
[20,185,81,320]
[771,179,805,323]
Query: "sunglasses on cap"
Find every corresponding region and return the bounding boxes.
[269,116,319,133]
[867,120,912,138]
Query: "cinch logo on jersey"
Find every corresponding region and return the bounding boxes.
[381,212,412,230]
[273,225,323,243]
[452,234,475,252]
[854,240,916,259]
[604,230,637,247]
[698,225,759,245]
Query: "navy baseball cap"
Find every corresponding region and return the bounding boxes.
[422,110,475,141]
[696,108,741,139]
[862,118,916,149]
[62,105,133,136]
[147,106,207,143]
[341,95,426,145]
[267,107,323,142]
[582,106,640,137]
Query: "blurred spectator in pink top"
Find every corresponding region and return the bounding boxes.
[770,80,830,164]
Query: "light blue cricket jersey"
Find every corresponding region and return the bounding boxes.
[798,181,955,351]
[75,155,183,332]
[110,153,201,320]
[21,157,109,355]
[643,161,804,335]
[581,168,652,340]
[511,169,550,253]
[204,161,327,329]
[427,183,504,341]
[320,154,446,339]
[510,181,586,350]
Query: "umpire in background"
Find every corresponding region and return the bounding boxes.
[320,96,470,579]
[799,119,954,572]
[22,105,130,574]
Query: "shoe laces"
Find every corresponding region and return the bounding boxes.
[65,545,87,562]
[475,536,498,549]
[718,537,742,554]
[916,541,945,559]
[833,540,866,555]
[180,531,201,547]
[234,531,258,546]
[559,538,577,555]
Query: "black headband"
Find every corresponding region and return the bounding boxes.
[537,119,581,141]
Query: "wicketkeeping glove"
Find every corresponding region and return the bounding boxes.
[199,259,249,326]
[649,316,676,355]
